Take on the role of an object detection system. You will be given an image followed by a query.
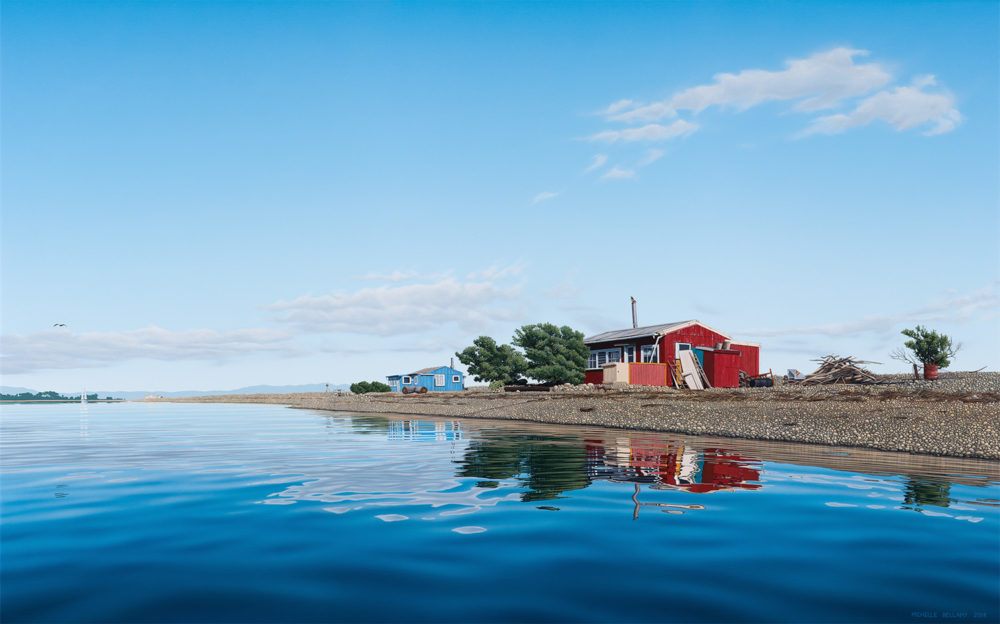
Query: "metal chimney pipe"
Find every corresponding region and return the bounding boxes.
[631,297,637,329]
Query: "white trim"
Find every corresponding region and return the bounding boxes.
[401,376,412,384]
[452,374,461,383]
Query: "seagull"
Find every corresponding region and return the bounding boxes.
[53,323,66,327]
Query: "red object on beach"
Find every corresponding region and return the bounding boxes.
[923,364,939,380]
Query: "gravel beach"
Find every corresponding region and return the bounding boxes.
[151,371,1000,460]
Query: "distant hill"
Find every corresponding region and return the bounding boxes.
[1,384,350,400]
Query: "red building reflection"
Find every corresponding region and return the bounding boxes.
[585,436,762,493]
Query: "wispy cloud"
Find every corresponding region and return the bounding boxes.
[532,191,560,204]
[353,269,452,283]
[584,154,608,173]
[1,327,294,375]
[593,47,959,144]
[601,166,636,180]
[588,120,698,143]
[744,283,998,338]
[466,263,526,281]
[637,149,664,167]
[267,278,523,336]
[801,76,961,136]
[671,47,892,114]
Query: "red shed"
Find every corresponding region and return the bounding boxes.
[583,320,760,388]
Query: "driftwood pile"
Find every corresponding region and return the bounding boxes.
[792,355,881,385]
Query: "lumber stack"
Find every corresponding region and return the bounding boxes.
[793,355,881,385]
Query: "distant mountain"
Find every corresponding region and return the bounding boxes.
[1,384,350,400]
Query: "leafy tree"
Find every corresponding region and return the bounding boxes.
[350,380,391,394]
[890,325,961,368]
[512,323,588,385]
[455,336,527,385]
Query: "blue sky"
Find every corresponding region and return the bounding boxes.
[2,0,997,391]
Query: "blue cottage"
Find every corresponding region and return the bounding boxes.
[387,366,465,393]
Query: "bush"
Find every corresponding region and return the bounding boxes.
[350,381,392,394]
[890,326,961,369]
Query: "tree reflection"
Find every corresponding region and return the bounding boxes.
[457,435,591,502]
[902,478,952,509]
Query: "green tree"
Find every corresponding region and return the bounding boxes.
[512,323,588,385]
[350,380,391,394]
[891,325,960,368]
[455,336,527,385]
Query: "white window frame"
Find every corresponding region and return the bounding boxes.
[675,343,692,359]
[434,374,445,387]
[588,348,622,369]
[623,345,636,363]
[452,375,461,383]
[401,376,412,384]
[641,345,658,363]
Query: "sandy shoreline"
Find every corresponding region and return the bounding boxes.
[146,372,1000,460]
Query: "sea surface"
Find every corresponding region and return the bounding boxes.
[2,402,998,623]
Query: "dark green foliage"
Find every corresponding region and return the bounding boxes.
[894,325,960,368]
[455,336,528,384]
[512,323,588,385]
[350,381,392,394]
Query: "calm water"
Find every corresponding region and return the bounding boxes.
[2,403,998,624]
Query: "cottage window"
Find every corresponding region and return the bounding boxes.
[624,346,636,363]
[588,348,621,369]
[452,375,460,383]
[641,345,658,363]
[434,374,445,387]
[402,376,412,384]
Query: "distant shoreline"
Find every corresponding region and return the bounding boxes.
[145,372,1000,460]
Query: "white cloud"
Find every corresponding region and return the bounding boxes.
[532,191,560,204]
[466,263,526,281]
[637,149,664,166]
[584,154,608,173]
[353,269,452,283]
[609,101,677,123]
[600,99,635,115]
[745,283,998,338]
[588,120,698,143]
[266,278,523,335]
[1,327,293,375]
[672,47,892,113]
[801,77,961,136]
[588,47,957,148]
[601,166,636,180]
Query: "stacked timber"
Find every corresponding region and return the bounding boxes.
[793,355,881,385]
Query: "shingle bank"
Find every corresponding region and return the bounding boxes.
[149,371,1000,460]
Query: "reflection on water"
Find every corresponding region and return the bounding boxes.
[2,403,998,624]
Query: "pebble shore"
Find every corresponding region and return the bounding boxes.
[152,371,1000,460]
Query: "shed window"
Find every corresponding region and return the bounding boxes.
[452,375,461,383]
[434,374,445,387]
[402,376,412,384]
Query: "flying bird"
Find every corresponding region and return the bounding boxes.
[53,323,66,327]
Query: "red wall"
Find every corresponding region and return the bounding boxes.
[628,362,670,386]
[733,344,760,377]
[702,350,741,388]
[658,326,729,387]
